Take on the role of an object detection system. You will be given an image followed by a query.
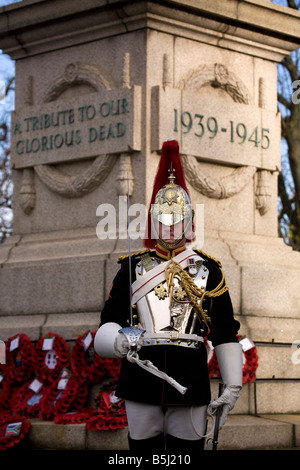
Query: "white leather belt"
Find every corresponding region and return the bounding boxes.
[142,332,203,349]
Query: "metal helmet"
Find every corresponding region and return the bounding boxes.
[150,168,194,249]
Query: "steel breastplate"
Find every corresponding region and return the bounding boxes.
[134,253,209,335]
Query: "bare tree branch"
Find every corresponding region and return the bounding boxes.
[282,55,299,82]
[6,77,15,95]
[287,0,298,9]
[278,91,292,110]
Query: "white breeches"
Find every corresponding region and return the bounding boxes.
[125,400,208,440]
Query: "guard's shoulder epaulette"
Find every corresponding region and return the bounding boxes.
[117,249,151,264]
[194,249,222,268]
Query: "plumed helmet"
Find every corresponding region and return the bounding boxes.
[144,140,195,249]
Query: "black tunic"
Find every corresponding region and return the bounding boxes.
[100,249,240,406]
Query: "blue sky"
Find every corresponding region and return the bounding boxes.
[0,0,21,6]
[0,0,19,109]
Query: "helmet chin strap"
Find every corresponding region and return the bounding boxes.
[158,236,185,250]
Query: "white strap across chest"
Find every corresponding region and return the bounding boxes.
[131,249,204,306]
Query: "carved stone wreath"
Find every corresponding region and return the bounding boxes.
[181,154,256,199]
[176,63,251,105]
[34,154,118,198]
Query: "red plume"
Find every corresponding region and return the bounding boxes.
[144,140,194,248]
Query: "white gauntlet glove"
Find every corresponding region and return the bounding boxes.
[114,333,130,357]
[114,327,144,357]
[208,385,241,429]
[94,322,144,358]
[208,342,243,429]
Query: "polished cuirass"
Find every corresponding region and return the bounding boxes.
[134,252,209,337]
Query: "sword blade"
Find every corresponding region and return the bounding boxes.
[127,174,133,326]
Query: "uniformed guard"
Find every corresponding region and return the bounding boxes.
[95,140,243,451]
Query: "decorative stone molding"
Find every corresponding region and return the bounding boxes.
[34,154,118,198]
[122,53,131,89]
[24,75,34,106]
[117,154,134,197]
[258,77,267,109]
[163,53,172,89]
[19,169,36,215]
[255,170,272,216]
[181,154,256,199]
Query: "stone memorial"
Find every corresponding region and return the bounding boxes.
[0,0,300,449]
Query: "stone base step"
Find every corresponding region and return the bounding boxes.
[218,414,300,450]
[22,414,300,451]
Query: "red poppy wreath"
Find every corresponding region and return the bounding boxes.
[86,382,127,431]
[39,370,89,421]
[34,332,69,384]
[71,330,121,383]
[0,412,31,451]
[5,334,35,384]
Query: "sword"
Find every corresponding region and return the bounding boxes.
[207,382,226,450]
[127,174,133,327]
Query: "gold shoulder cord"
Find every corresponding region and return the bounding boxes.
[117,249,150,263]
[164,259,228,328]
[197,249,222,268]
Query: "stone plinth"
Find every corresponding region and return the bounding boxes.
[23,414,300,450]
